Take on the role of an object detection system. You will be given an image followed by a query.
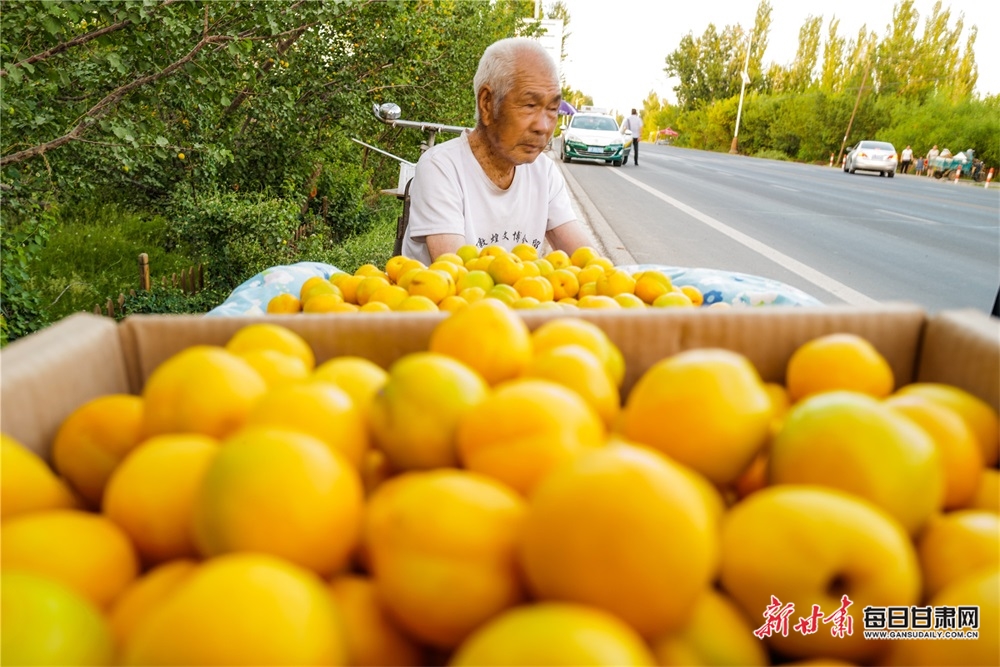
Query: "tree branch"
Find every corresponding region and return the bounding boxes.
[1,33,229,167]
[0,0,183,78]
[222,23,316,117]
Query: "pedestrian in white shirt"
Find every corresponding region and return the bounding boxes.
[900,145,913,174]
[622,109,643,166]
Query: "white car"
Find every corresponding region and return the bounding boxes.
[844,141,898,178]
[560,113,630,167]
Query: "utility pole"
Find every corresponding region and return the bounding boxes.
[730,30,753,154]
[837,58,872,166]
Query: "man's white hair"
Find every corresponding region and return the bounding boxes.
[473,37,559,124]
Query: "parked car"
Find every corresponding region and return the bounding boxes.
[560,113,630,167]
[844,141,898,178]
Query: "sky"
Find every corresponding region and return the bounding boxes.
[555,0,998,113]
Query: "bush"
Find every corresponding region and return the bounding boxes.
[167,191,302,291]
[310,160,376,241]
[24,202,200,328]
[1,191,54,345]
[121,285,227,318]
[752,149,792,161]
[301,197,399,273]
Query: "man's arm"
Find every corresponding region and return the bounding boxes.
[425,233,467,261]
[546,220,594,255]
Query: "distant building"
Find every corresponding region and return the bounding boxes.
[526,18,564,81]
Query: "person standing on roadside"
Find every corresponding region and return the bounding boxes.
[900,145,913,174]
[927,144,940,177]
[622,108,643,166]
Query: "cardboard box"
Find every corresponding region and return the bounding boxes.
[2,305,997,462]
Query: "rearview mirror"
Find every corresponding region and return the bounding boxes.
[624,129,632,137]
[559,124,567,132]
[373,102,402,123]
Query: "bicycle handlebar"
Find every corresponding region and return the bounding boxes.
[372,102,468,136]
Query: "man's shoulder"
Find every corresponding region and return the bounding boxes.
[419,132,470,163]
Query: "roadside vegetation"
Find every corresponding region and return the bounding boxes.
[1,0,992,345]
[636,0,997,167]
[1,0,538,343]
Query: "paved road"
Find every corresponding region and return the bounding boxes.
[554,142,1000,314]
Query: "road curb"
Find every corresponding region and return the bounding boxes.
[550,151,636,266]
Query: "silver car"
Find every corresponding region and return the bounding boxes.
[844,141,898,178]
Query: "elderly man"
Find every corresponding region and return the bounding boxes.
[400,38,592,264]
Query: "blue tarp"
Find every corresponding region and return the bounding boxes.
[207,262,345,317]
[617,265,823,308]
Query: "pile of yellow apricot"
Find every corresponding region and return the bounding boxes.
[266,244,716,314]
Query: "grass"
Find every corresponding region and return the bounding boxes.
[31,202,199,321]
[31,196,401,322]
[311,203,397,274]
[752,149,792,161]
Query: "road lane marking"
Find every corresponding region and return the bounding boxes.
[610,169,880,305]
[771,184,799,192]
[875,208,942,225]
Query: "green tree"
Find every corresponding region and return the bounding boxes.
[1,0,534,341]
[747,2,774,93]
[664,24,746,110]
[664,2,770,110]
[874,0,921,97]
[1,1,532,188]
[819,18,846,93]
[784,15,822,93]
[949,26,978,101]
[639,92,677,142]
[909,1,964,100]
[560,86,592,112]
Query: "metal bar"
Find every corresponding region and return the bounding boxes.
[350,138,415,166]
[386,118,469,135]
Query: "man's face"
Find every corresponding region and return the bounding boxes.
[479,55,561,167]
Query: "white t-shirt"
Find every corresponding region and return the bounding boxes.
[623,114,643,138]
[401,132,576,265]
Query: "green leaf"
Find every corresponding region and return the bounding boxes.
[107,53,125,74]
[156,136,169,146]
[6,66,22,85]
[220,95,231,107]
[43,16,62,37]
